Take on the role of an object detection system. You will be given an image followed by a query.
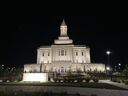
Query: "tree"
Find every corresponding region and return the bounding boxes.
[123,64,128,76]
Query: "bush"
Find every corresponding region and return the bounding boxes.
[2,79,7,82]
[85,77,90,83]
[124,80,128,85]
[111,78,121,83]
[111,78,117,82]
[53,78,58,82]
[69,78,74,82]
[92,77,99,83]
[122,79,124,83]
[117,80,121,83]
[58,79,62,82]
[77,78,83,82]
[63,78,68,82]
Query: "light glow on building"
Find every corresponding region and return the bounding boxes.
[23,73,48,82]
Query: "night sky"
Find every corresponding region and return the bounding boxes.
[1,1,128,69]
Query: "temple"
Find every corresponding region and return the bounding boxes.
[23,19,105,82]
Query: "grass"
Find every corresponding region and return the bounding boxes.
[0,91,97,96]
[0,82,127,90]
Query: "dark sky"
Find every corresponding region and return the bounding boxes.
[1,1,128,69]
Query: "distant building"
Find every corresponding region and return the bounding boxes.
[23,19,105,79]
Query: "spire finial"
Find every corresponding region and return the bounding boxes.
[61,19,66,26]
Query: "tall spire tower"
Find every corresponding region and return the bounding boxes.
[60,19,67,36]
[54,19,73,44]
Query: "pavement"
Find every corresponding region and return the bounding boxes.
[99,80,128,90]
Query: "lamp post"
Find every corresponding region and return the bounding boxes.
[106,51,111,68]
[106,66,110,71]
[118,63,121,71]
[106,51,112,80]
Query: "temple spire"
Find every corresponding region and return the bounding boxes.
[60,19,67,36]
[61,19,66,26]
[54,19,73,44]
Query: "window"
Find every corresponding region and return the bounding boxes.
[82,51,84,56]
[61,50,64,56]
[59,50,60,56]
[76,52,78,56]
[59,49,66,56]
[48,52,50,56]
[42,52,44,56]
[65,50,67,56]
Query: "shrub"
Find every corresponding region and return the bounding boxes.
[117,80,121,83]
[69,78,74,82]
[77,78,83,82]
[2,79,7,82]
[111,78,117,82]
[85,77,90,83]
[58,79,62,82]
[92,77,99,83]
[111,78,121,83]
[122,79,124,83]
[53,78,58,82]
[63,78,68,82]
[124,80,128,85]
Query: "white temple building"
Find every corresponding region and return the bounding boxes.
[24,19,105,75]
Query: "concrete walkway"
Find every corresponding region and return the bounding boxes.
[99,80,128,90]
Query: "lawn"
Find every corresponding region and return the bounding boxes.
[0,82,127,90]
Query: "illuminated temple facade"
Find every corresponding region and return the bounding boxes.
[24,19,105,74]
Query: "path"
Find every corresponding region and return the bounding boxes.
[99,80,128,90]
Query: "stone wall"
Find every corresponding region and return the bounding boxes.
[24,63,105,73]
[22,73,48,82]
